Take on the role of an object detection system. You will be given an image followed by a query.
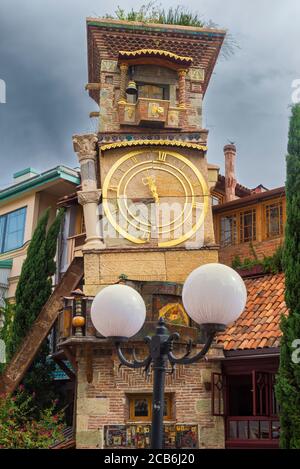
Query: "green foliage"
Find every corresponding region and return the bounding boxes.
[231,245,283,274]
[231,255,242,270]
[0,387,65,449]
[105,2,239,59]
[263,244,284,274]
[3,208,65,412]
[111,3,204,27]
[0,301,15,373]
[275,104,300,449]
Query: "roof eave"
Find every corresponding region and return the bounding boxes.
[213,186,286,213]
[0,166,80,204]
[86,17,227,37]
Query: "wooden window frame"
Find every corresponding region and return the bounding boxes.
[262,198,284,240]
[218,362,280,447]
[217,206,258,246]
[128,394,172,422]
[239,208,256,243]
[212,372,226,416]
[219,214,237,247]
[211,191,224,206]
[137,82,170,101]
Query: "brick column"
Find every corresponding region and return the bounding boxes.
[224,144,237,202]
[178,69,188,108]
[118,63,129,104]
[73,134,104,250]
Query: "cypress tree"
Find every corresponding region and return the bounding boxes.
[6,208,65,410]
[7,209,50,358]
[276,104,300,448]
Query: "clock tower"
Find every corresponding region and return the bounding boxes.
[70,18,227,449]
[73,18,226,293]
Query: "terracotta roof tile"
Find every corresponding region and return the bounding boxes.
[217,273,288,351]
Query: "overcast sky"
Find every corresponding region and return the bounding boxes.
[0,0,299,190]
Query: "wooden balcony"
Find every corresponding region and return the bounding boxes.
[66,233,85,265]
[118,99,185,129]
[226,416,280,449]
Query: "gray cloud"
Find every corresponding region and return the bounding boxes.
[0,0,299,189]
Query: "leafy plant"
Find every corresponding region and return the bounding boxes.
[263,244,284,274]
[0,387,65,449]
[276,104,300,449]
[3,208,65,413]
[0,301,14,373]
[231,245,283,274]
[231,255,242,270]
[105,2,239,59]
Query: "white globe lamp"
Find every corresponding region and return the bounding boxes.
[91,284,146,339]
[182,263,247,329]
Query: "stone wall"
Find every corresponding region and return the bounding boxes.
[75,344,225,449]
[83,248,218,296]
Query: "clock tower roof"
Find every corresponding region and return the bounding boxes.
[86,17,226,103]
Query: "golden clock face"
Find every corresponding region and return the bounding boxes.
[102,149,209,247]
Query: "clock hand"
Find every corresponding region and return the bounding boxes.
[142,175,160,204]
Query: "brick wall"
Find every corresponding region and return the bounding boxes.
[75,344,225,449]
[219,237,283,266]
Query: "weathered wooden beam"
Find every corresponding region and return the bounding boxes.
[89,112,99,118]
[0,257,83,396]
[52,355,76,381]
[85,344,93,384]
[85,83,101,91]
[62,346,78,373]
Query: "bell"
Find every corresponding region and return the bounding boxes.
[126,80,138,95]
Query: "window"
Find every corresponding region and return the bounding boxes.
[216,371,280,446]
[211,194,223,206]
[265,202,283,238]
[240,209,256,243]
[129,394,172,421]
[220,215,237,247]
[0,207,26,253]
[137,84,169,100]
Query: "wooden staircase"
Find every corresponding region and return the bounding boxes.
[0,257,83,396]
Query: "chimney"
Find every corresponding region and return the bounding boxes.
[13,167,39,184]
[224,144,237,202]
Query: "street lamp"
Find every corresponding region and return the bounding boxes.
[91,263,247,449]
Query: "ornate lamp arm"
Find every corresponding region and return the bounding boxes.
[167,330,216,366]
[115,340,152,369]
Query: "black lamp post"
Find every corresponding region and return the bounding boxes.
[91,263,247,450]
[115,318,225,449]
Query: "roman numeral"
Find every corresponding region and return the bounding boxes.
[193,201,203,209]
[131,156,138,164]
[109,185,118,192]
[157,151,167,162]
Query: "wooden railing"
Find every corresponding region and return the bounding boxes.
[118,99,185,129]
[226,416,280,448]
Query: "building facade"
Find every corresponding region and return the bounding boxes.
[53,18,230,449]
[0,18,286,450]
[0,166,80,303]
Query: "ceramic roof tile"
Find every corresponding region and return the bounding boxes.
[217,273,288,351]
